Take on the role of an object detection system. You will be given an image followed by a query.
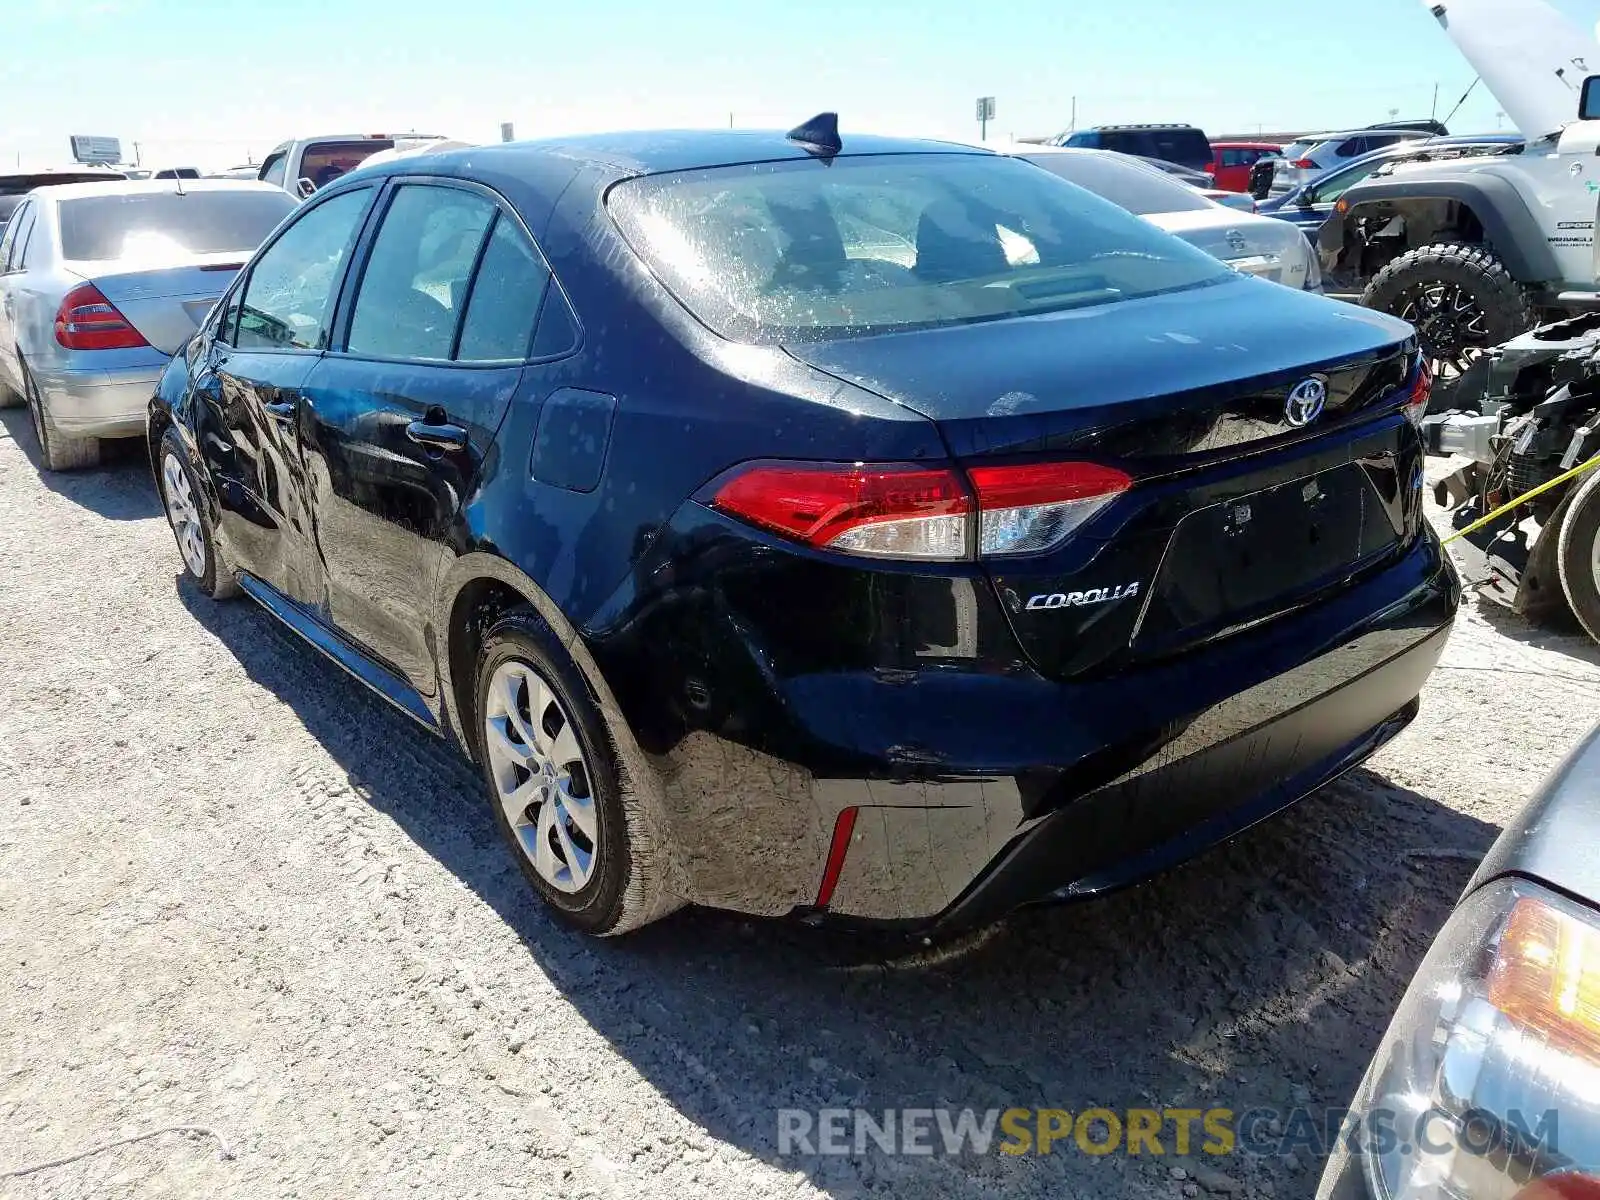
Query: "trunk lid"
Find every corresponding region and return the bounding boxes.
[784,278,1420,680]
[72,251,245,355]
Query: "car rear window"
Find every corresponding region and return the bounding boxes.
[298,141,394,191]
[608,152,1231,345]
[1143,129,1212,171]
[1021,152,1213,215]
[60,190,297,261]
[1280,142,1314,162]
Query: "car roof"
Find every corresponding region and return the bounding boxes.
[24,178,292,201]
[353,129,991,180]
[1210,140,1281,148]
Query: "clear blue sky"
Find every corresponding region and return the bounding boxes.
[6,0,1600,170]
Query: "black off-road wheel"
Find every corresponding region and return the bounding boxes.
[1557,465,1600,646]
[1363,242,1536,407]
[474,607,678,937]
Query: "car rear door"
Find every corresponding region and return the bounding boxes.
[191,184,376,610]
[299,178,565,695]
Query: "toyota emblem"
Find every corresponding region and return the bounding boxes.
[1225,228,1248,253]
[1285,378,1328,427]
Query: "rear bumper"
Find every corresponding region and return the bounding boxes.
[642,533,1457,931]
[35,363,165,438]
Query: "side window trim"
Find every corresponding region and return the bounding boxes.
[4,202,34,272]
[232,183,378,355]
[16,204,41,270]
[327,175,581,366]
[448,209,502,361]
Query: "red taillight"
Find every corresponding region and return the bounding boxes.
[53,283,147,351]
[1403,358,1432,427]
[710,461,972,560]
[815,807,859,909]
[708,459,1132,561]
[1292,158,1317,169]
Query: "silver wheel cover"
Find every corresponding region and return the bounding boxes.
[161,452,207,578]
[483,660,598,893]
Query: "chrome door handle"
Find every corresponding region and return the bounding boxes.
[405,419,468,452]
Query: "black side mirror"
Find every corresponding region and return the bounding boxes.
[1298,189,1317,207]
[1581,75,1600,121]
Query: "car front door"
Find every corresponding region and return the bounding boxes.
[300,180,563,695]
[191,185,375,609]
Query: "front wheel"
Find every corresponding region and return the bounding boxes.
[1362,242,1535,407]
[1557,464,1600,646]
[474,608,677,937]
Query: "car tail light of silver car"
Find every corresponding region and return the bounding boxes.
[53,283,149,351]
[707,459,1133,561]
[1330,877,1600,1200]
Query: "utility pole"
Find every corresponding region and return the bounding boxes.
[729,112,734,128]
[133,141,142,167]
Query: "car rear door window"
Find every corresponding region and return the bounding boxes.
[5,204,37,271]
[0,202,30,270]
[346,184,496,362]
[455,215,551,362]
[236,186,371,351]
[260,153,287,189]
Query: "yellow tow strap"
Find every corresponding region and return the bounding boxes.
[1441,454,1600,545]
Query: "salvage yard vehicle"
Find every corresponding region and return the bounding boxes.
[150,117,1456,940]
[1013,147,1321,288]
[1206,141,1281,193]
[1266,128,1433,197]
[1421,313,1600,644]
[1053,123,1214,173]
[1256,134,1522,244]
[1317,719,1600,1200]
[0,166,128,233]
[1319,0,1600,404]
[256,133,449,199]
[0,179,295,469]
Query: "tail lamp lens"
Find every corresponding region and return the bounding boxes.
[1404,357,1432,428]
[708,459,1131,561]
[54,283,148,351]
[1292,157,1317,169]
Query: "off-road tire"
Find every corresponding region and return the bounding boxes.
[1557,464,1600,645]
[474,607,676,937]
[1362,242,1536,406]
[157,425,240,600]
[24,364,100,471]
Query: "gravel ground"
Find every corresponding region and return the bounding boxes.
[3,409,1599,1200]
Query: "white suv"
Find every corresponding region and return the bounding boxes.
[1269,129,1433,196]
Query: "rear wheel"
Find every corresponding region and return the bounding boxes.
[1362,242,1535,407]
[1557,465,1600,645]
[474,608,677,937]
[23,364,100,471]
[157,426,238,599]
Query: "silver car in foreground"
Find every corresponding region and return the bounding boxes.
[1011,147,1321,290]
[0,179,295,469]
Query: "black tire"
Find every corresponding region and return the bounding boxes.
[1557,465,1600,645]
[23,364,100,471]
[1362,242,1536,407]
[473,608,676,937]
[156,425,239,600]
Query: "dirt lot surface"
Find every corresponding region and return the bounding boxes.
[3,410,1599,1200]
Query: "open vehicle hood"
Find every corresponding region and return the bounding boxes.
[1424,0,1598,139]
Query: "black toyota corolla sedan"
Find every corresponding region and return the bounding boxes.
[148,118,1457,938]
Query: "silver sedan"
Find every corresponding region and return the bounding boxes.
[1009,146,1322,292]
[0,179,295,470]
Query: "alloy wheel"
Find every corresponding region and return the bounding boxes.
[483,660,598,893]
[1397,282,1490,387]
[161,452,207,577]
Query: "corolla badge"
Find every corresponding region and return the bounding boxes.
[1285,377,1328,427]
[1026,583,1141,611]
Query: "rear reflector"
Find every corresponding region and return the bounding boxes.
[708,458,1132,561]
[53,283,148,351]
[815,807,859,909]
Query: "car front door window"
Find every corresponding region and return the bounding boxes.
[236,187,371,351]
